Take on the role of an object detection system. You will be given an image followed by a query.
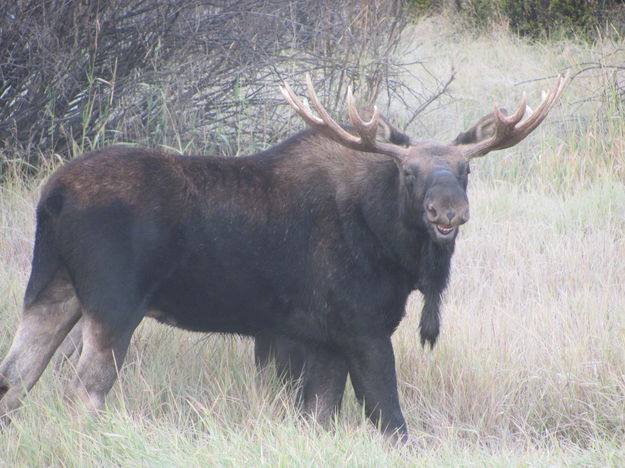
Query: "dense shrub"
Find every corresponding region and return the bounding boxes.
[500,0,625,37]
[1,0,450,175]
[413,0,625,38]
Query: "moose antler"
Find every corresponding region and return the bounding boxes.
[280,73,409,161]
[461,74,569,159]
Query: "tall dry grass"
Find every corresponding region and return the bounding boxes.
[1,16,624,466]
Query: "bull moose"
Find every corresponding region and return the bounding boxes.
[0,74,567,440]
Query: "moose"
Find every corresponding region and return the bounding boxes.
[0,74,567,440]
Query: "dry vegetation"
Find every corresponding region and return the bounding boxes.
[1,13,625,467]
[1,0,441,172]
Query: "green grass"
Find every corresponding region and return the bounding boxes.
[1,16,624,466]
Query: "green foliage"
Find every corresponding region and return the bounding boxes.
[455,0,502,29]
[409,0,437,14]
[500,0,624,38]
[415,0,625,38]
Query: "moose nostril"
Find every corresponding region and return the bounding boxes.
[446,211,454,223]
[427,203,437,216]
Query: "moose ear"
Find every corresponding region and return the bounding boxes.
[378,116,412,146]
[360,108,411,146]
[451,110,507,145]
[375,115,393,142]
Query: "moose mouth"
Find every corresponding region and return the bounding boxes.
[435,224,454,235]
[429,222,458,243]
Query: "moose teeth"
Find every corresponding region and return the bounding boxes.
[436,224,454,235]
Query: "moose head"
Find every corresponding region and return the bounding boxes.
[281,74,568,245]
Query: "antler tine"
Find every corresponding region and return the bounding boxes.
[280,81,324,128]
[346,86,379,146]
[497,93,527,126]
[514,74,568,135]
[304,73,361,145]
[463,74,569,159]
[281,73,410,161]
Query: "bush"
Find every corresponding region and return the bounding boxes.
[501,0,625,37]
[0,0,451,177]
[412,0,625,38]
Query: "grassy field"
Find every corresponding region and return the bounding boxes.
[1,16,624,466]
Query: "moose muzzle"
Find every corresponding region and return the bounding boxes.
[423,173,470,243]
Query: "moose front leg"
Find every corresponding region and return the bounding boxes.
[344,336,407,441]
[300,345,348,427]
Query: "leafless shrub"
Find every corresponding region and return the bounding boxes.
[0,0,451,175]
[569,50,625,110]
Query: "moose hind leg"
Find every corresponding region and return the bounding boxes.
[65,314,140,413]
[0,283,81,420]
[55,317,84,371]
[254,332,307,383]
[255,335,348,427]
